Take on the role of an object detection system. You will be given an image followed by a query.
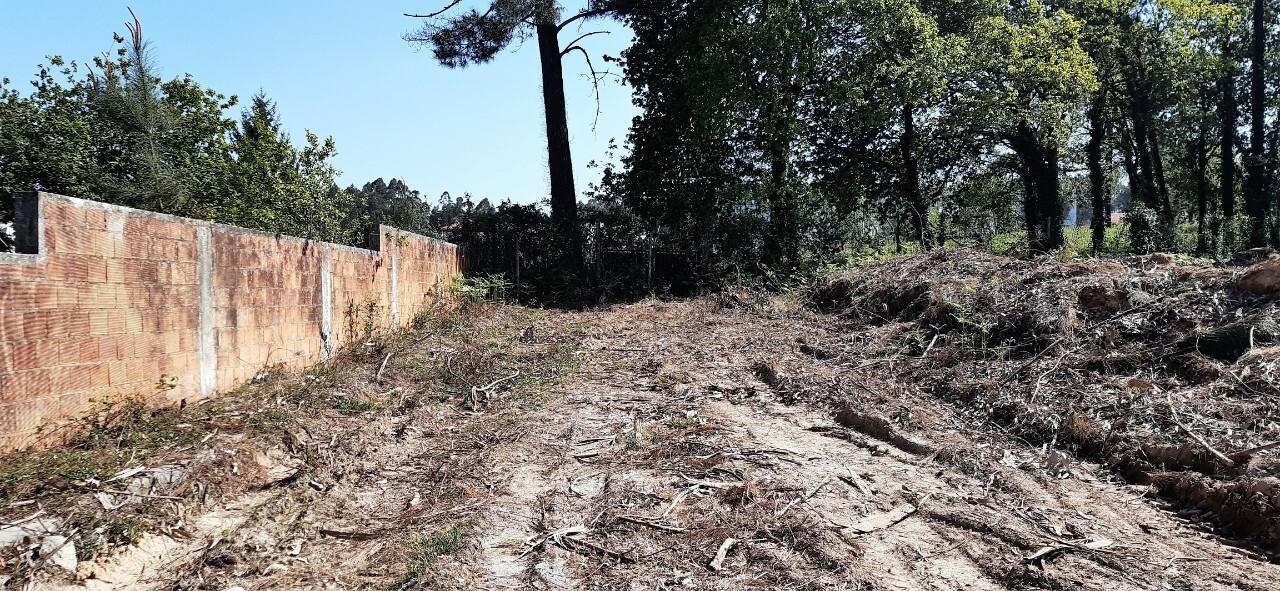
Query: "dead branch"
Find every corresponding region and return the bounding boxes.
[561,45,605,130]
[376,351,393,381]
[1230,440,1280,462]
[1167,392,1235,468]
[404,1,462,19]
[708,537,737,571]
[561,30,609,52]
[616,514,687,532]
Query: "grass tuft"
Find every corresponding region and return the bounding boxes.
[335,398,381,413]
[0,397,206,505]
[391,523,469,589]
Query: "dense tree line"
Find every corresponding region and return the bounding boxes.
[588,0,1278,286]
[0,13,371,249]
[3,3,1277,304]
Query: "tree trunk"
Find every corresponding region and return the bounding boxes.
[1269,127,1279,247]
[1195,127,1210,254]
[893,209,902,254]
[535,22,583,271]
[760,39,803,269]
[1021,162,1040,251]
[766,143,794,266]
[1010,123,1063,253]
[1125,45,1159,214]
[1220,35,1238,246]
[1148,125,1174,235]
[1086,88,1108,254]
[1130,110,1158,210]
[1120,125,1140,204]
[902,102,928,250]
[1245,0,1267,247]
[937,211,949,247]
[1038,143,1064,251]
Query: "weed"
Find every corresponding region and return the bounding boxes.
[336,398,381,414]
[345,295,383,345]
[244,408,292,432]
[385,230,411,248]
[0,397,206,504]
[391,523,469,589]
[155,374,181,391]
[103,516,146,545]
[411,304,465,334]
[667,415,698,430]
[451,274,512,304]
[622,417,643,450]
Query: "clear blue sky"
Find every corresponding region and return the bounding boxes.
[0,1,636,206]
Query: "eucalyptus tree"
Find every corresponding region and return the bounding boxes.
[1216,5,1243,248]
[806,0,970,251]
[1155,0,1240,252]
[405,1,634,271]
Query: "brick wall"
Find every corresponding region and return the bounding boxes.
[0,192,460,449]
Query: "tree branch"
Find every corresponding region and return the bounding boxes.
[404,1,462,19]
[560,31,610,55]
[563,45,604,131]
[556,7,614,32]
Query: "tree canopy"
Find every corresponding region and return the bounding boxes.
[2,3,1277,304]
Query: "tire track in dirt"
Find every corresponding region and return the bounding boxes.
[455,300,1279,590]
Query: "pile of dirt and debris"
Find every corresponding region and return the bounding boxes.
[806,249,1280,552]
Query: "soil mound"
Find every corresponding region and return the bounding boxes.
[810,249,1280,551]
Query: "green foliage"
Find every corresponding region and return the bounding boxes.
[335,398,381,413]
[392,523,470,589]
[451,274,513,304]
[4,3,1279,304]
[591,0,1279,285]
[213,93,356,243]
[0,12,355,247]
[345,295,382,343]
[0,397,206,505]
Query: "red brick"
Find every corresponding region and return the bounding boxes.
[0,315,24,341]
[105,259,125,283]
[22,312,49,339]
[45,310,73,338]
[33,286,57,310]
[84,209,109,231]
[0,283,37,309]
[106,361,128,386]
[10,369,53,398]
[85,258,108,283]
[64,311,91,336]
[2,198,461,449]
[77,338,100,363]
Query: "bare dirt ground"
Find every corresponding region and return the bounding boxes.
[7,251,1280,590]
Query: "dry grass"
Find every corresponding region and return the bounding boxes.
[0,301,583,586]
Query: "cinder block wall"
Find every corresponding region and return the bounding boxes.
[0,192,460,449]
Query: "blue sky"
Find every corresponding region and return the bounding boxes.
[0,1,636,206]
